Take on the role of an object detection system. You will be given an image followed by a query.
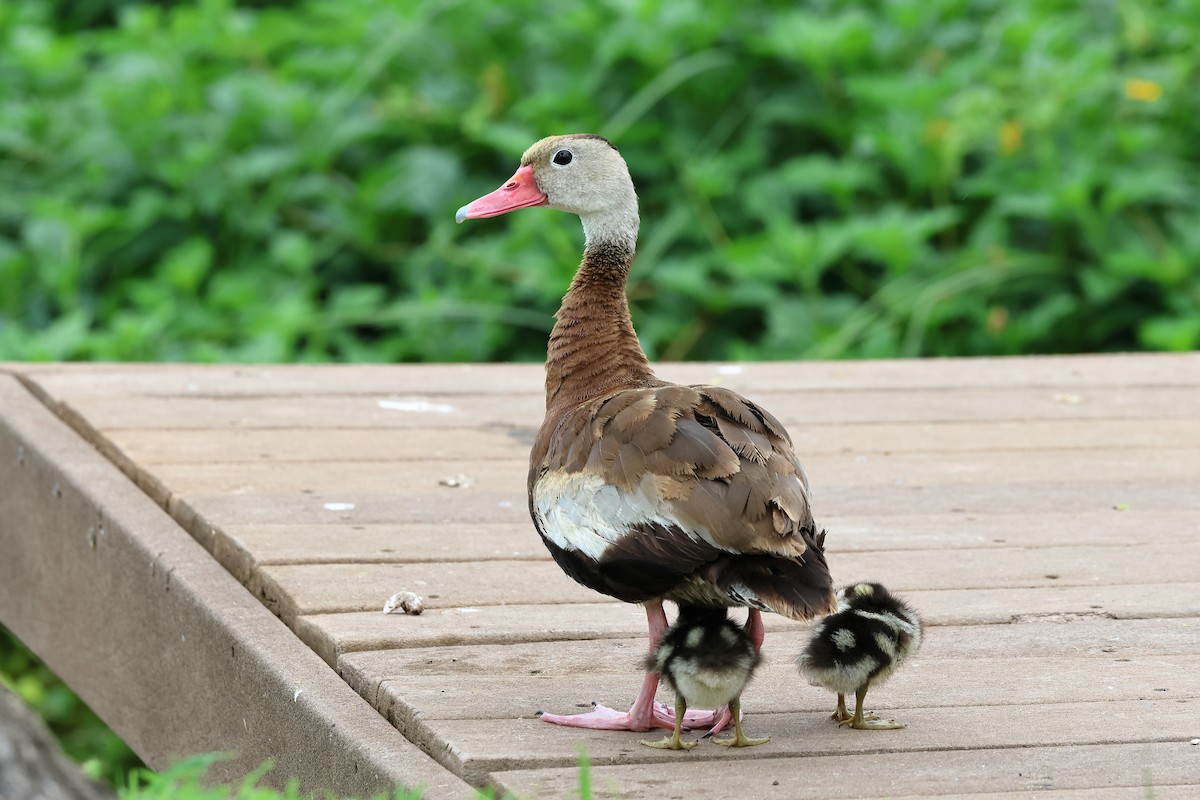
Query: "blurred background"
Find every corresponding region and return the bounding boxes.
[1,0,1197,788]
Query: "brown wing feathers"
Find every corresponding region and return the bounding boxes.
[532,382,836,619]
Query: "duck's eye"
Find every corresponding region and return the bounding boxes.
[552,149,573,166]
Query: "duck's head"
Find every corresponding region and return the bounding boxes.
[456,134,638,248]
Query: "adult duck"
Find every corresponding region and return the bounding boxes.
[456,134,836,731]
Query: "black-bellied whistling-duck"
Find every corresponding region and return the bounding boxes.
[456,134,836,732]
[799,582,923,730]
[642,605,767,750]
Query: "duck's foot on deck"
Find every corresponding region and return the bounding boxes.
[538,701,720,732]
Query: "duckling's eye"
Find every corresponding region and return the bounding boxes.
[552,149,573,166]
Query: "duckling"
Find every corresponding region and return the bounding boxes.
[641,605,768,751]
[798,582,923,730]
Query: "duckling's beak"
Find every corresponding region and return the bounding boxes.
[456,164,547,223]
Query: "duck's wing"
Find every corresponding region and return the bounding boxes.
[530,383,835,618]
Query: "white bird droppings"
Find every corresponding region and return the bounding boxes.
[323,502,355,511]
[717,364,744,375]
[383,591,425,615]
[439,473,475,488]
[459,608,480,614]
[293,688,303,702]
[377,399,457,414]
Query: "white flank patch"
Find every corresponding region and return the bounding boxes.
[377,399,457,414]
[832,628,857,651]
[323,502,355,511]
[533,471,716,562]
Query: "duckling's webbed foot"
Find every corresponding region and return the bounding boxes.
[838,687,904,730]
[711,699,769,748]
[641,732,697,750]
[640,698,697,750]
[841,716,904,730]
[829,692,881,723]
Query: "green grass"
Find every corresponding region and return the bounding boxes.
[119,754,431,800]
[0,625,143,786]
[117,754,589,800]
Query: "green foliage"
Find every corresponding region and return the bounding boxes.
[2,0,1198,363]
[119,753,433,800]
[0,625,144,786]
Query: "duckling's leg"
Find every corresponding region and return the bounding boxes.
[640,697,696,750]
[712,698,769,748]
[840,686,904,730]
[539,601,717,731]
[831,692,882,724]
[830,693,852,723]
[745,608,765,650]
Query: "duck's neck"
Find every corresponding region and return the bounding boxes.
[545,236,655,413]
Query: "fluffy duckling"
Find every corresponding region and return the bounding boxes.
[798,582,923,730]
[641,605,767,751]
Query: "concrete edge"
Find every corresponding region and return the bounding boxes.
[0,375,475,799]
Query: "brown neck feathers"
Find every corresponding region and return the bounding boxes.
[544,241,655,412]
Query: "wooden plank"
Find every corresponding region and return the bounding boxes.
[385,655,1198,721]
[105,418,1200,465]
[13,352,1199,398]
[826,510,1200,551]
[338,634,1200,721]
[112,427,531,465]
[338,618,1200,686]
[170,480,1198,540]
[298,603,650,666]
[37,386,1200,435]
[205,511,1200,572]
[130,448,1200,499]
[253,542,1200,621]
[490,742,1198,799]
[394,700,1196,786]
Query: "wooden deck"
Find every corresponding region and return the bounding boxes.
[1,355,1198,798]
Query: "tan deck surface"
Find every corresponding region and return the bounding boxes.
[4,354,1200,798]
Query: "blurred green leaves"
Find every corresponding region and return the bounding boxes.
[1,0,1198,364]
[1,626,143,784]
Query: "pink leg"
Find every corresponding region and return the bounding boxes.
[745,608,765,650]
[705,609,765,737]
[539,601,721,732]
